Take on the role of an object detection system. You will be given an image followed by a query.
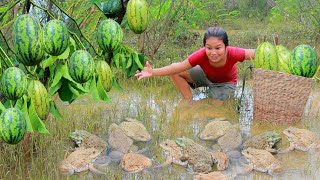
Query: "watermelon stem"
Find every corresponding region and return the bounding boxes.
[25,65,39,80]
[0,46,14,68]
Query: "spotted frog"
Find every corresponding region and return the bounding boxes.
[241,147,283,175]
[279,126,320,153]
[58,148,105,175]
[242,131,281,153]
[158,139,188,167]
[69,130,108,153]
[175,137,214,173]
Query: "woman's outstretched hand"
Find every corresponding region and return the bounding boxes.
[135,61,152,80]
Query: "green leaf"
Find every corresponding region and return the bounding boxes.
[0,101,6,112]
[28,100,49,134]
[68,82,80,97]
[58,78,75,103]
[57,46,70,59]
[113,53,120,68]
[20,96,33,133]
[120,54,127,72]
[69,81,89,94]
[127,56,139,77]
[138,53,145,69]
[50,63,63,89]
[69,36,77,54]
[112,77,122,91]
[40,55,58,69]
[61,63,78,84]
[126,54,132,69]
[89,76,101,101]
[90,0,105,5]
[49,100,63,121]
[96,76,111,102]
[133,52,144,69]
[48,80,63,96]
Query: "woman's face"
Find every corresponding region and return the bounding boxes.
[204,37,227,66]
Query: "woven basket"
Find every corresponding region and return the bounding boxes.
[253,68,315,124]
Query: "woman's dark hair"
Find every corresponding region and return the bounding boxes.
[203,27,228,47]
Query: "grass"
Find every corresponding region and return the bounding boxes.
[0,17,320,179]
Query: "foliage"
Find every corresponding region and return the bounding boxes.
[0,0,144,136]
[269,0,320,35]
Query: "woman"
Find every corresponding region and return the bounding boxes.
[135,27,255,101]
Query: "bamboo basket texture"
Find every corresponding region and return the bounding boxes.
[253,68,315,124]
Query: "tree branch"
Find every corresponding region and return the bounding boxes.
[49,0,100,56]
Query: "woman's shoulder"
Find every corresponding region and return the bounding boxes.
[188,47,206,58]
[227,46,246,61]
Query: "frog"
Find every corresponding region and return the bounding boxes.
[175,137,214,173]
[241,131,281,153]
[118,117,151,142]
[279,126,320,153]
[120,152,153,173]
[199,120,232,140]
[217,125,242,152]
[211,151,229,171]
[193,171,228,180]
[58,147,105,175]
[69,129,108,153]
[217,125,243,159]
[107,123,135,154]
[241,147,283,175]
[157,139,188,167]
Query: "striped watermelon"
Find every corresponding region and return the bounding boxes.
[127,0,149,34]
[42,19,70,56]
[0,67,27,100]
[289,44,319,78]
[101,0,122,18]
[254,42,279,71]
[0,108,26,144]
[96,19,123,52]
[12,14,44,66]
[27,80,51,120]
[96,60,113,92]
[68,50,94,83]
[276,45,291,74]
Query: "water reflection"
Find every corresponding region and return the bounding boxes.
[101,82,320,179]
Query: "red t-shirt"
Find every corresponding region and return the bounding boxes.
[188,46,246,84]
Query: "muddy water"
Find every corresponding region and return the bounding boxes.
[82,81,320,179]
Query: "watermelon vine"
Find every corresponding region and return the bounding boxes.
[0,0,147,144]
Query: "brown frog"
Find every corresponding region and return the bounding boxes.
[279,126,320,153]
[218,126,242,153]
[242,131,281,153]
[119,118,151,142]
[175,137,214,173]
[59,148,105,175]
[241,147,283,175]
[120,152,152,173]
[200,120,232,140]
[69,130,108,153]
[193,171,229,180]
[211,151,229,171]
[108,123,135,153]
[158,139,188,167]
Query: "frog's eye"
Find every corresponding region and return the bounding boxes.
[288,130,291,133]
[165,143,168,146]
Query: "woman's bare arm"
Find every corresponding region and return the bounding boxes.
[244,49,255,60]
[135,59,192,80]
